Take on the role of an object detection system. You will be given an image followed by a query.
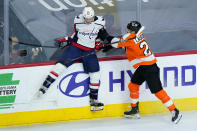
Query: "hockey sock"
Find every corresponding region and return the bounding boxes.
[155,89,176,111]
[89,88,98,100]
[89,83,99,100]
[128,82,140,107]
[43,75,56,88]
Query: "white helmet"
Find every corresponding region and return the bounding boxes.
[82,7,94,19]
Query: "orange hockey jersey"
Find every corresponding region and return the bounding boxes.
[115,32,157,69]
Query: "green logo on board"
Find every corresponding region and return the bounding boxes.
[0,73,20,109]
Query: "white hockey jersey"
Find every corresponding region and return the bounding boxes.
[71,14,105,50]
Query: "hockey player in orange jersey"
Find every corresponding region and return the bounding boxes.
[111,21,182,124]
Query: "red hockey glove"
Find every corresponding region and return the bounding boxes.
[56,36,69,48]
[95,40,104,50]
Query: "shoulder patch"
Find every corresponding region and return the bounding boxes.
[94,16,105,26]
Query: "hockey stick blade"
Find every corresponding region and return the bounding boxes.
[136,26,145,36]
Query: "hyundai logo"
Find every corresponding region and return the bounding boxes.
[59,71,90,98]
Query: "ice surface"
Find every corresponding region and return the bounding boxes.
[1,111,196,131]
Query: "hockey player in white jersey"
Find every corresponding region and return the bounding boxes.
[36,7,114,111]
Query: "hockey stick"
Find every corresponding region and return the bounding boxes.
[104,26,145,45]
[10,26,144,49]
[9,37,59,56]
[64,38,133,63]
[62,38,130,63]
[64,48,103,63]
[16,26,145,58]
[9,37,58,48]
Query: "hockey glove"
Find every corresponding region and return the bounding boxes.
[102,37,120,52]
[56,36,70,48]
[95,39,104,50]
[102,45,113,52]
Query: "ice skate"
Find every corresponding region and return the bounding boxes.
[34,86,48,99]
[124,102,140,119]
[90,99,104,111]
[171,108,182,124]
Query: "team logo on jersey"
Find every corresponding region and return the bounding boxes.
[78,27,98,39]
[59,71,90,98]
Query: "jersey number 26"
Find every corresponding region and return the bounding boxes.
[139,41,152,56]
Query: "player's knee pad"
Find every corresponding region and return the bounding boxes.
[154,89,175,111]
[89,71,100,89]
[89,71,100,84]
[128,82,140,99]
[128,82,140,92]
[49,63,67,79]
[154,89,170,102]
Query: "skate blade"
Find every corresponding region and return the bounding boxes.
[90,106,103,111]
[124,113,140,119]
[32,91,44,100]
[173,114,182,124]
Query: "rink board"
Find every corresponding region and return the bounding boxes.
[0,54,197,126]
